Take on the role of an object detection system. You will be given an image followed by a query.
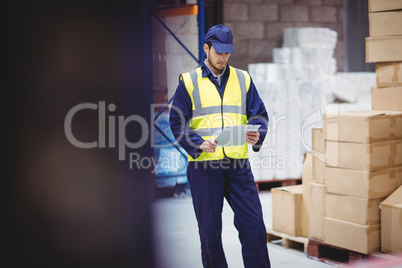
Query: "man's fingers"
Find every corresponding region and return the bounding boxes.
[199,139,217,153]
[207,139,218,147]
[245,130,260,145]
[246,131,259,137]
[246,133,259,145]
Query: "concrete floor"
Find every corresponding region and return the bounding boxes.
[152,190,334,268]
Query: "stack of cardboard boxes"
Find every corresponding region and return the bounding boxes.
[365,0,402,254]
[322,111,402,254]
[271,0,402,255]
[304,0,402,254]
[366,0,402,111]
[307,127,326,242]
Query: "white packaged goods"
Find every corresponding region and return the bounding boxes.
[283,27,338,49]
[273,47,335,65]
[273,48,291,64]
[331,76,358,103]
[335,72,376,103]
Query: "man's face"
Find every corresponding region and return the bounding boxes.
[204,44,231,74]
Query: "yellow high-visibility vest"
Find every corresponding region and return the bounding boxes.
[181,66,251,161]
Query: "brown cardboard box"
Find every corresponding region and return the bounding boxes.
[309,182,326,240]
[369,0,402,13]
[323,110,402,143]
[325,166,402,199]
[272,185,308,237]
[312,127,325,154]
[300,197,309,238]
[376,62,402,88]
[325,140,402,170]
[312,153,326,184]
[302,153,313,231]
[326,193,384,225]
[366,36,402,63]
[369,11,402,37]
[381,186,402,253]
[324,217,380,254]
[371,86,402,111]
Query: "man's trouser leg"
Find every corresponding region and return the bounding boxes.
[187,161,227,268]
[224,159,271,268]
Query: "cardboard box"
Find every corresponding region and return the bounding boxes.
[325,140,402,170]
[312,153,326,184]
[272,185,308,237]
[369,0,402,13]
[309,182,326,240]
[312,127,325,154]
[376,62,402,88]
[381,186,402,253]
[323,110,402,143]
[371,86,402,111]
[324,217,380,254]
[302,153,313,237]
[366,36,402,63]
[325,166,402,199]
[300,196,309,238]
[326,193,384,225]
[369,11,402,37]
[302,153,313,219]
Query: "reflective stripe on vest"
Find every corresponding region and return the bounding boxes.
[181,66,251,161]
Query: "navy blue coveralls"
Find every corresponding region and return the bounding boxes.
[169,61,271,268]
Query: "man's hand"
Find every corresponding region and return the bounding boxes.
[245,131,260,145]
[199,138,218,153]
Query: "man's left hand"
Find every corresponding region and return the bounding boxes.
[245,131,259,145]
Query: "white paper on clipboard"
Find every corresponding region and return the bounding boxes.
[214,125,261,146]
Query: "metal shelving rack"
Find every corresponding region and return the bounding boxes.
[148,0,205,193]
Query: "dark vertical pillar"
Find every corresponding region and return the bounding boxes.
[198,0,206,62]
[5,0,154,267]
[205,0,224,33]
[343,0,376,72]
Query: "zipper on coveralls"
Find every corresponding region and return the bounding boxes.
[218,82,228,158]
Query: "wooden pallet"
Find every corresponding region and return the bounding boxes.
[307,238,374,265]
[266,228,309,254]
[255,178,301,191]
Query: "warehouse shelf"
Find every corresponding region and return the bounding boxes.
[153,4,198,18]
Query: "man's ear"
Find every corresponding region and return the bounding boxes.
[203,43,209,54]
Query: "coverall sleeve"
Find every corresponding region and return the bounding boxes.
[169,79,205,159]
[246,77,269,152]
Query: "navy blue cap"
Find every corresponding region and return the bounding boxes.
[205,24,235,54]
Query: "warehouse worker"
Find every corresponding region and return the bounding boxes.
[169,24,271,268]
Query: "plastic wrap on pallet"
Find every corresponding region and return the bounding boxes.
[283,27,338,49]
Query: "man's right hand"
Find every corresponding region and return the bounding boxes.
[199,138,218,153]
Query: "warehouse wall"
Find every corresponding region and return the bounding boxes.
[223,0,344,72]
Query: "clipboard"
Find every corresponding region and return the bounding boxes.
[214,125,261,146]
